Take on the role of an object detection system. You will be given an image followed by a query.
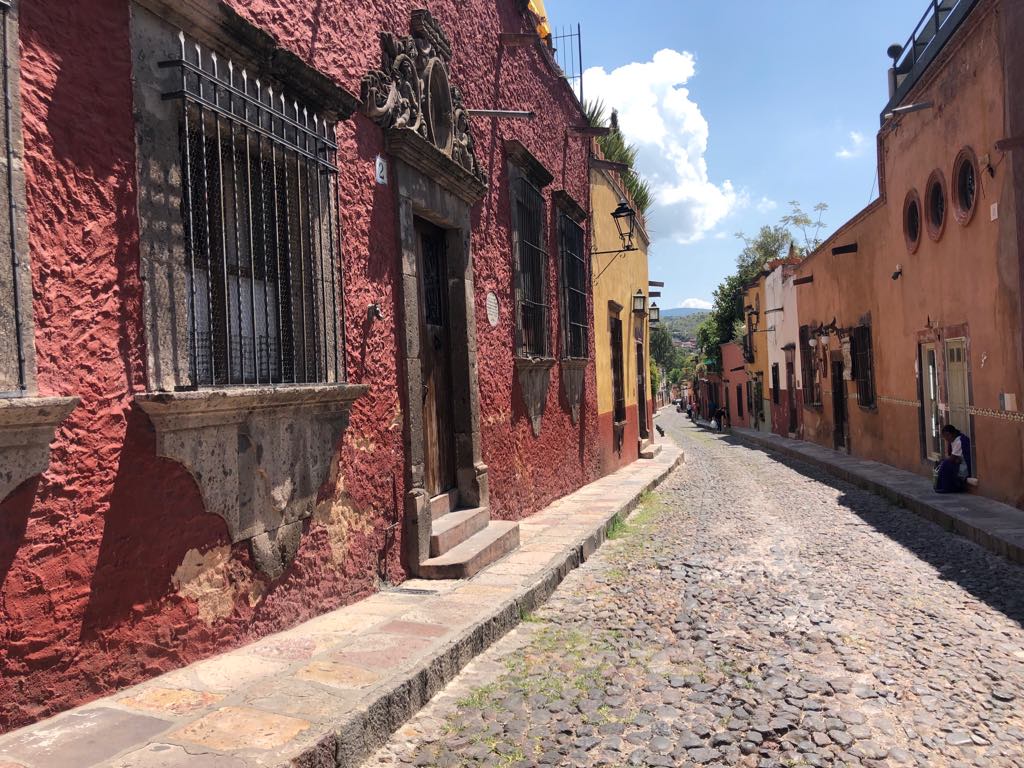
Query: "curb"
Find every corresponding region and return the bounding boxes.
[333,449,685,768]
[728,430,1024,566]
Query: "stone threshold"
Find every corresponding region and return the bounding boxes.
[727,426,1024,565]
[0,445,684,768]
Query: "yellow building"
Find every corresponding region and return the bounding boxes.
[590,157,655,474]
[742,274,770,431]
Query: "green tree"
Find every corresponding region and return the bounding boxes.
[584,100,653,215]
[650,361,660,395]
[650,325,676,369]
[780,200,829,255]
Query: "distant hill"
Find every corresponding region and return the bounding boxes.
[662,307,710,318]
[661,309,709,343]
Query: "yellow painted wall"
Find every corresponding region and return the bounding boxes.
[590,168,651,417]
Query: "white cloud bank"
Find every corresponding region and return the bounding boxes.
[584,50,739,245]
[836,131,867,160]
[679,298,713,310]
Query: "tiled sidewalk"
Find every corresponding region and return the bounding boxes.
[727,426,1024,564]
[0,445,682,768]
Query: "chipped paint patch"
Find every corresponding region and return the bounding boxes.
[172,547,239,625]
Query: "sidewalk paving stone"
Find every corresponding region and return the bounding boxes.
[0,444,682,768]
[727,425,1024,564]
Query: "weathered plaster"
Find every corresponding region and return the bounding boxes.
[135,384,367,578]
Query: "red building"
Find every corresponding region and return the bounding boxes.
[0,0,600,728]
[721,341,750,428]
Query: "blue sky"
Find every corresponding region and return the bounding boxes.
[547,0,927,309]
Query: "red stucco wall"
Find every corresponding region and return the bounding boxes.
[0,0,597,729]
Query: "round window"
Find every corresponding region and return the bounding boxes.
[925,170,946,241]
[953,147,979,225]
[903,189,921,253]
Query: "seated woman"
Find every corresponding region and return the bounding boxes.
[935,425,972,493]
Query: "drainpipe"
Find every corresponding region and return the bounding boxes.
[1,0,25,394]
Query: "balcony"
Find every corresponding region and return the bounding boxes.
[882,0,981,121]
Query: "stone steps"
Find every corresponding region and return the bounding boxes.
[429,506,490,557]
[429,489,459,519]
[640,440,663,460]
[419,521,521,579]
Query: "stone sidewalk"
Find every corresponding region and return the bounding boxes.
[727,425,1024,565]
[0,444,682,768]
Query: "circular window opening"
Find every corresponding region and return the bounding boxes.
[953,147,979,225]
[904,190,921,253]
[925,170,946,241]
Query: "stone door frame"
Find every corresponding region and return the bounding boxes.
[394,158,487,574]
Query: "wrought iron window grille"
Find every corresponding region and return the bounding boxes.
[159,32,344,389]
[558,213,587,360]
[610,314,626,425]
[512,175,549,359]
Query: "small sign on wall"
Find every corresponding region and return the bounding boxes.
[375,155,388,185]
[486,292,499,327]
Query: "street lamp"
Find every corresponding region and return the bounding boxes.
[632,289,647,314]
[649,302,660,324]
[612,198,637,252]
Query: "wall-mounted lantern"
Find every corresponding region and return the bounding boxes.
[649,302,660,324]
[632,289,647,314]
[612,198,637,252]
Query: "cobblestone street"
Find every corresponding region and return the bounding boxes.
[369,412,1024,768]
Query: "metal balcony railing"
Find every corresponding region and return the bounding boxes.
[882,0,981,121]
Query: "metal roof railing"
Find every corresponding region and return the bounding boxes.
[881,0,981,122]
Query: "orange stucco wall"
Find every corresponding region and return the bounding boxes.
[794,0,1024,508]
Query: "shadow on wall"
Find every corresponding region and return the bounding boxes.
[0,478,40,596]
[79,407,230,642]
[717,433,1024,628]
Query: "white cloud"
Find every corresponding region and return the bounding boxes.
[584,50,739,245]
[836,131,867,160]
[712,231,729,240]
[756,197,778,214]
[680,298,713,309]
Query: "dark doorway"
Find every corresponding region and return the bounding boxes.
[636,341,649,439]
[416,219,456,497]
[786,359,797,433]
[831,360,847,451]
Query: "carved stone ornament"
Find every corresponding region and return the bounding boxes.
[0,396,79,502]
[361,10,486,188]
[561,359,587,425]
[136,384,367,578]
[515,357,555,437]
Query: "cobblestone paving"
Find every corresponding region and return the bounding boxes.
[368,413,1024,767]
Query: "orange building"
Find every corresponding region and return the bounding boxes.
[794,0,1024,508]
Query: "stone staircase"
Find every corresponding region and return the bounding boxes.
[418,489,520,579]
[639,438,663,460]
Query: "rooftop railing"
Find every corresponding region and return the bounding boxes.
[882,0,981,122]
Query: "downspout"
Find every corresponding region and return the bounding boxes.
[1,0,25,394]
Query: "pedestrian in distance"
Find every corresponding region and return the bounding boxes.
[934,424,972,493]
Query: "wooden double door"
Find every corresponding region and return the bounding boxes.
[416,219,456,498]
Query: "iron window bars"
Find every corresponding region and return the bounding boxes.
[160,32,343,388]
[0,0,25,397]
[799,326,821,406]
[558,213,587,360]
[852,326,876,407]
[513,175,549,358]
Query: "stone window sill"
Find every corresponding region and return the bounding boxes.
[514,357,555,436]
[0,395,79,501]
[134,383,368,578]
[560,358,588,425]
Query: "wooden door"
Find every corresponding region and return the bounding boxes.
[831,360,847,451]
[920,343,941,460]
[945,338,969,435]
[786,360,797,433]
[636,341,648,439]
[417,219,456,498]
